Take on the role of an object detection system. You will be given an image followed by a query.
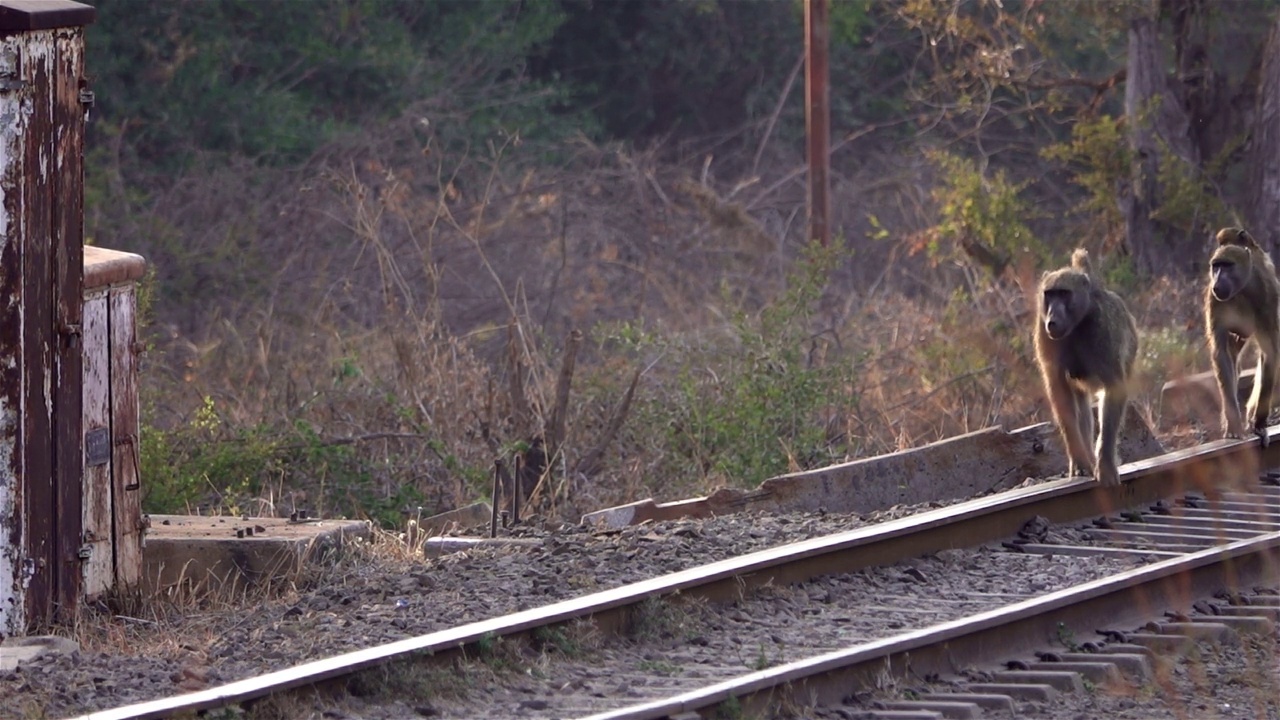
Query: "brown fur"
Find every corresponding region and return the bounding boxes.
[1034,249,1138,485]
[1206,227,1280,446]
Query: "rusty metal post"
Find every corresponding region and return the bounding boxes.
[805,0,831,247]
[489,461,501,538]
[512,453,522,525]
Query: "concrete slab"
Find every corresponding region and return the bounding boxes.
[0,635,78,671]
[918,693,1015,713]
[143,514,369,592]
[989,669,1084,693]
[410,502,492,536]
[962,682,1057,701]
[582,417,1164,529]
[881,700,982,719]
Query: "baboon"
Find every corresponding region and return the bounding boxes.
[1034,249,1138,486]
[1205,226,1280,447]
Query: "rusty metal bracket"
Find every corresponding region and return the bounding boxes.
[60,322,81,349]
[120,434,140,490]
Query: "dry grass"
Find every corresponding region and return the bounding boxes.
[123,119,1226,531]
[61,527,435,661]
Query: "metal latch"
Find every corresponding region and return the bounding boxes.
[77,545,92,561]
[78,89,94,107]
[61,322,81,349]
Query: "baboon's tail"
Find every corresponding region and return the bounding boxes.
[1071,248,1092,273]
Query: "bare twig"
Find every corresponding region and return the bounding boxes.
[746,123,889,211]
[575,366,642,477]
[546,329,583,462]
[883,365,996,415]
[753,49,806,176]
[507,320,532,435]
[541,197,571,328]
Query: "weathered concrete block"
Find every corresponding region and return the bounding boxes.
[143,514,369,593]
[411,501,492,536]
[749,415,1161,516]
[581,413,1164,529]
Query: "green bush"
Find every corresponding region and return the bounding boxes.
[927,151,1046,278]
[614,240,854,489]
[140,396,279,515]
[140,396,425,526]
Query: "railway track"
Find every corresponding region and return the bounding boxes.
[75,430,1280,720]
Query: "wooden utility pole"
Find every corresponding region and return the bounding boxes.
[805,0,831,247]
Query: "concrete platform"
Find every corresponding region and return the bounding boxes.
[144,514,370,592]
[0,635,78,671]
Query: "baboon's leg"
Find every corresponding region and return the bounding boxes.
[1048,373,1094,477]
[1213,332,1246,438]
[1075,389,1094,471]
[1248,344,1276,447]
[1095,387,1128,486]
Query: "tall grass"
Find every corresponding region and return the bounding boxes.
[132,131,1213,529]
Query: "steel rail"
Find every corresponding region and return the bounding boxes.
[73,428,1280,720]
[579,531,1280,720]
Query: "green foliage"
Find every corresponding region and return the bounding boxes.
[476,631,500,658]
[1055,621,1080,652]
[750,642,774,671]
[1138,326,1202,390]
[140,396,280,514]
[1151,145,1231,236]
[87,0,576,174]
[531,626,581,657]
[140,397,425,527]
[530,0,892,138]
[636,659,680,676]
[927,151,1045,276]
[1042,114,1130,231]
[713,696,746,720]
[616,240,854,489]
[1102,252,1140,295]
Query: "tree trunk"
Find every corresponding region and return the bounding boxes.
[1123,12,1198,275]
[1247,16,1280,255]
[1166,0,1221,164]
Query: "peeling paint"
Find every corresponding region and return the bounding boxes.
[0,31,27,638]
[1,16,94,636]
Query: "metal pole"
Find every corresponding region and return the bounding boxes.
[489,461,501,538]
[805,0,831,247]
[512,453,523,525]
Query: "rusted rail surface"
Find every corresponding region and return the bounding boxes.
[75,429,1280,720]
[582,531,1280,720]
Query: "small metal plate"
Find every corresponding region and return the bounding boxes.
[85,426,110,467]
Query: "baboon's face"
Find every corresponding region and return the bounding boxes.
[1041,288,1082,340]
[1039,271,1090,341]
[1210,247,1250,302]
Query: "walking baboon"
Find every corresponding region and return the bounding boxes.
[1206,226,1280,447]
[1034,249,1138,486]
